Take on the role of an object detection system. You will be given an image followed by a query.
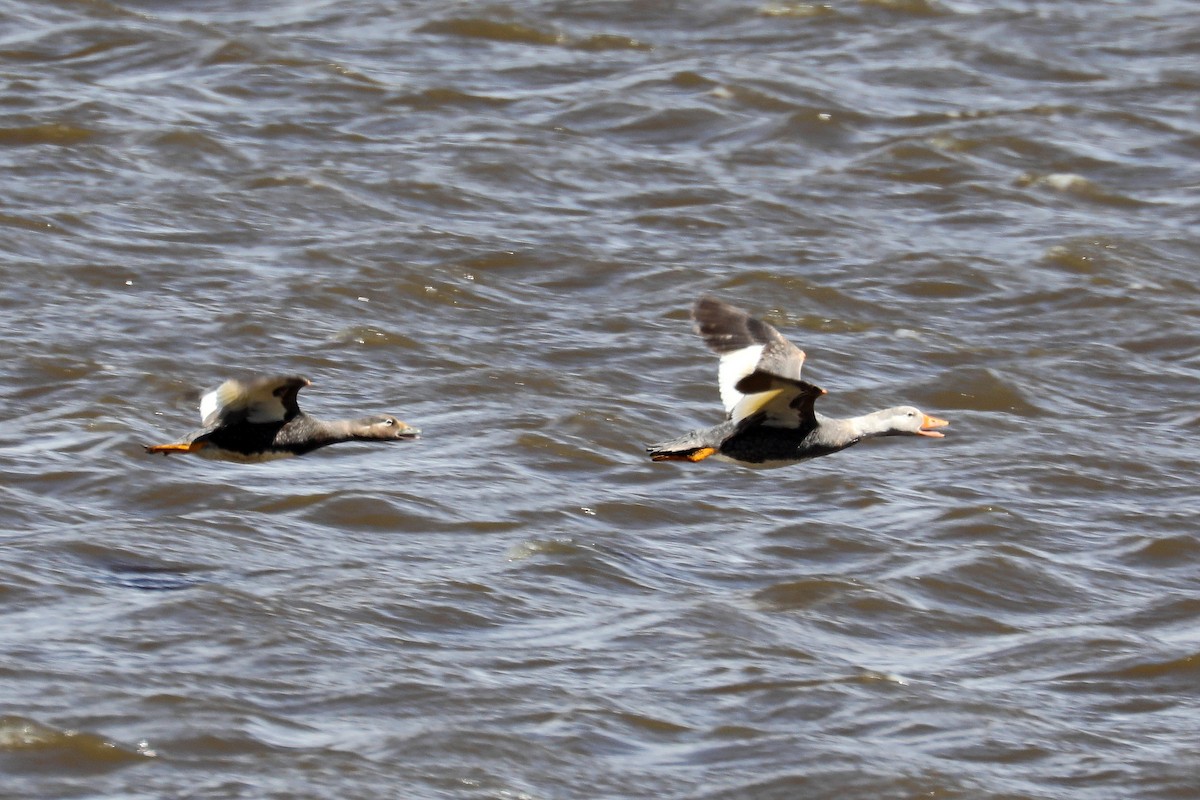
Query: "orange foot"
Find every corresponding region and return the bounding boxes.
[144,442,205,456]
[651,446,717,463]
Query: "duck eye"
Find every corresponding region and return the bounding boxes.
[383,418,395,426]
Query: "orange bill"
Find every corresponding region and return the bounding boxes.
[918,415,949,438]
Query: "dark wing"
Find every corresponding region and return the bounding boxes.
[274,378,306,421]
[199,375,310,427]
[692,297,807,420]
[732,370,826,430]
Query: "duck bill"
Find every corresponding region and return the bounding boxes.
[396,422,420,439]
[918,415,948,438]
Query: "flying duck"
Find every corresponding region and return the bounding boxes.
[646,297,947,467]
[145,375,419,462]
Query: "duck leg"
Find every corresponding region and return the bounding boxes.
[144,441,207,455]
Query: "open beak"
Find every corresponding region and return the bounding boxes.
[918,414,948,438]
[395,421,420,440]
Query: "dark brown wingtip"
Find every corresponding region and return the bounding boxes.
[692,296,752,347]
[691,297,790,359]
[274,375,311,419]
[692,295,729,318]
[734,370,824,399]
[277,375,311,391]
[733,371,774,395]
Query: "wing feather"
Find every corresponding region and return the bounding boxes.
[732,370,825,429]
[692,297,807,419]
[199,375,310,426]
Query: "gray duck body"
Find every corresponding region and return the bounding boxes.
[146,375,419,463]
[647,298,947,469]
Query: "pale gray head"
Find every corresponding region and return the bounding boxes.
[878,406,948,438]
[349,415,421,441]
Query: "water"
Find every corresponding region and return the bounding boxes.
[2,0,1198,797]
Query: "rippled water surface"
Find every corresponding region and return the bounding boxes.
[2,0,1199,797]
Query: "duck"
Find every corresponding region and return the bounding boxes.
[646,297,947,468]
[145,374,419,462]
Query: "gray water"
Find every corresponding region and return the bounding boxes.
[2,1,1199,797]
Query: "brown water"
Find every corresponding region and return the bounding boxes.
[2,1,1199,797]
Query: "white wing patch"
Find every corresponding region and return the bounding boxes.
[198,385,222,423]
[244,395,290,423]
[717,344,764,415]
[199,378,291,425]
[729,386,802,427]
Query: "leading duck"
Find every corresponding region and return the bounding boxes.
[647,297,947,467]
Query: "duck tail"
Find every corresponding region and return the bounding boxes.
[646,431,719,463]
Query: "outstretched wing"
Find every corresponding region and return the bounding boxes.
[732,370,826,430]
[692,297,807,421]
[199,375,310,427]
